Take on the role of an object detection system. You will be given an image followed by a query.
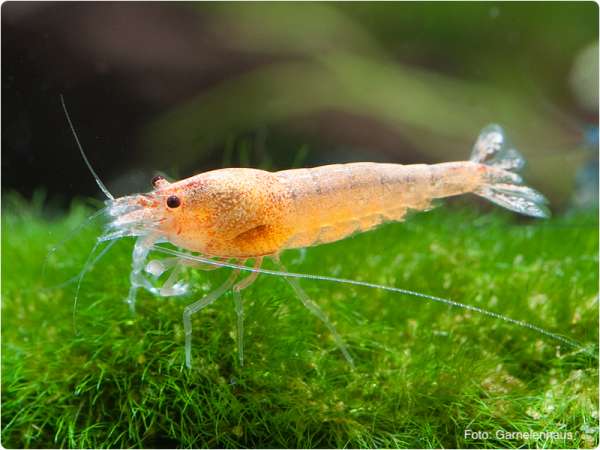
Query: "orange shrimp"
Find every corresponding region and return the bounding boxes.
[107,130,546,260]
[62,96,561,369]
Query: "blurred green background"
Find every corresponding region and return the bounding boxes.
[3,2,598,210]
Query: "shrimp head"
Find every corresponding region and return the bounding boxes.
[106,168,293,258]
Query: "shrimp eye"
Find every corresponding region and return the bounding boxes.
[166,195,181,209]
[152,175,165,188]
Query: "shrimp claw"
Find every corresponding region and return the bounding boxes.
[126,235,160,312]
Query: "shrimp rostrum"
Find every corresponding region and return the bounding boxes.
[64,96,568,369]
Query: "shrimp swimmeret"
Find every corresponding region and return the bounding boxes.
[62,96,581,369]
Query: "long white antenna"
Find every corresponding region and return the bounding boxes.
[60,94,114,200]
[152,245,592,355]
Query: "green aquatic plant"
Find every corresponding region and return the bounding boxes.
[2,196,598,448]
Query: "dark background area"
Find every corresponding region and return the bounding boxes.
[2,2,598,210]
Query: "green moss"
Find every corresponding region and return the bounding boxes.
[2,195,598,448]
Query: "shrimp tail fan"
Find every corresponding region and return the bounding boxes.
[470,124,550,218]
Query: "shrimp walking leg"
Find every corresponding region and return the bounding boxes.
[146,256,225,296]
[183,269,240,368]
[127,234,159,312]
[231,257,263,367]
[158,264,188,297]
[273,256,355,368]
[146,256,224,277]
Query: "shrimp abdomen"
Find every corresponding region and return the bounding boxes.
[277,162,458,249]
[276,124,548,251]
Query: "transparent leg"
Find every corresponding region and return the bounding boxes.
[232,289,244,366]
[183,269,240,368]
[145,257,180,278]
[145,256,226,297]
[158,264,188,297]
[272,255,354,368]
[127,234,159,312]
[146,256,225,276]
[231,257,263,367]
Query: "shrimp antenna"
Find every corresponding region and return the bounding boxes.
[73,238,118,334]
[42,206,108,278]
[60,94,114,200]
[151,245,595,357]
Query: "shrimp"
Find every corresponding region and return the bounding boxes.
[61,96,583,370]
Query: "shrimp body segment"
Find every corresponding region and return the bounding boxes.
[277,161,483,249]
